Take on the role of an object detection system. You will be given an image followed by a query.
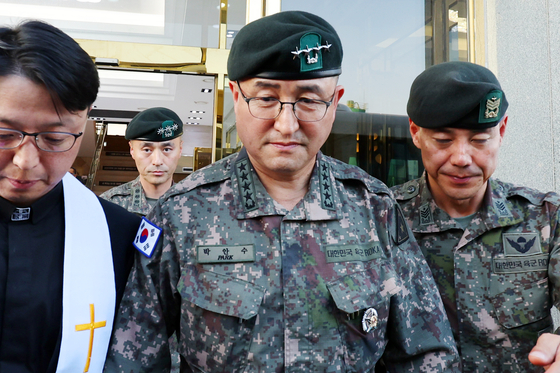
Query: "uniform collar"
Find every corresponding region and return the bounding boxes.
[231,149,340,221]
[0,181,64,224]
[410,174,523,235]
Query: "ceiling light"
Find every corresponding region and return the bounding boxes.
[194,101,208,105]
[201,88,212,93]
[186,122,199,125]
[191,110,205,114]
[188,117,202,120]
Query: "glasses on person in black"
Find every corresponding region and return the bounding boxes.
[0,128,83,152]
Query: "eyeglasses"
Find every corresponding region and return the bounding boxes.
[237,82,335,122]
[0,128,83,152]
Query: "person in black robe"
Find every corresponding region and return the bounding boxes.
[0,20,140,372]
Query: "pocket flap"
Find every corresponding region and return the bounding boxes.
[179,270,265,320]
[327,269,400,313]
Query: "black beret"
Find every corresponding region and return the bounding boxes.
[125,107,183,141]
[407,61,508,129]
[228,10,342,81]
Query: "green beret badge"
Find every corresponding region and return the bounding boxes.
[291,32,331,73]
[479,90,503,124]
[157,120,180,139]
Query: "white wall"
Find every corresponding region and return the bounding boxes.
[486,0,559,193]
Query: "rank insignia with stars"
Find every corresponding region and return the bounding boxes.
[235,158,257,212]
[318,160,335,210]
[157,120,179,138]
[291,32,331,73]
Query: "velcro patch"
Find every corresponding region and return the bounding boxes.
[197,245,255,264]
[395,205,409,245]
[493,254,548,273]
[493,198,512,217]
[325,242,384,263]
[133,217,161,258]
[503,233,542,256]
[419,203,433,226]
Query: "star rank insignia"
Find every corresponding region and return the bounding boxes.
[291,32,332,73]
[157,120,179,138]
[319,160,335,210]
[236,158,257,212]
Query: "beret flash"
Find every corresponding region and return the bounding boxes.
[227,10,343,81]
[407,61,508,129]
[125,107,183,141]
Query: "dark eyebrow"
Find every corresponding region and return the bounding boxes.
[252,81,329,97]
[0,117,64,129]
[253,81,282,89]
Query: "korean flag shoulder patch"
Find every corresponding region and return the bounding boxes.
[133,217,162,258]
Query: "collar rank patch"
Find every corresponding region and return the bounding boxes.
[291,32,331,73]
[133,217,162,258]
[157,120,179,138]
[479,90,503,123]
[493,198,512,217]
[419,203,434,226]
[236,158,258,212]
[503,233,541,257]
[11,207,31,221]
[319,160,335,210]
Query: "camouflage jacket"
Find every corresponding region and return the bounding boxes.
[105,150,459,373]
[392,175,560,372]
[100,176,152,217]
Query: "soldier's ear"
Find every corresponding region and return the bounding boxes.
[498,115,508,143]
[129,141,135,159]
[409,120,422,149]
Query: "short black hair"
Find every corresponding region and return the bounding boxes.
[0,20,99,112]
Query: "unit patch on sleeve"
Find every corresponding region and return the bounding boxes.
[133,217,162,258]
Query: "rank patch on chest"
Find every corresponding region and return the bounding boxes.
[197,244,255,264]
[133,217,162,258]
[503,233,542,256]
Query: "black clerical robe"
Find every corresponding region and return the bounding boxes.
[0,181,140,372]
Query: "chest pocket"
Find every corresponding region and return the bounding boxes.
[490,273,551,330]
[326,266,401,371]
[178,270,265,371]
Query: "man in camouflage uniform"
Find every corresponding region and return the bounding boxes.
[101,107,183,216]
[105,11,459,372]
[392,61,560,372]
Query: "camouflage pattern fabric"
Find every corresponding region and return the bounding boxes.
[105,150,460,372]
[392,174,560,372]
[100,175,181,373]
[100,176,152,217]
